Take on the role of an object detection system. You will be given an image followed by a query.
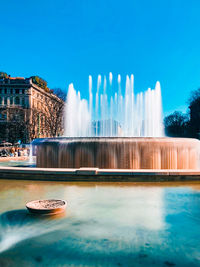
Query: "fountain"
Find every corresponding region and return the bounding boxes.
[35,73,200,170]
[64,74,163,137]
[28,144,34,164]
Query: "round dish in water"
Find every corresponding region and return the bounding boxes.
[26,199,67,215]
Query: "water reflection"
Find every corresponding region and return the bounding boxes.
[0,180,200,266]
[64,186,165,231]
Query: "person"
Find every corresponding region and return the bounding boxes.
[10,147,15,157]
[1,149,7,157]
[23,149,28,156]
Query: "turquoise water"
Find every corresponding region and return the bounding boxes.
[0,180,200,266]
[0,159,35,167]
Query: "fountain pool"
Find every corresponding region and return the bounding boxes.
[0,180,200,266]
[1,76,200,267]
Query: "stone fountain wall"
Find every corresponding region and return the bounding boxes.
[35,138,200,170]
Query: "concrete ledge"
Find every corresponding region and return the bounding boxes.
[75,168,99,175]
[0,166,200,182]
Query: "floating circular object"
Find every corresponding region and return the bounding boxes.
[26,199,67,215]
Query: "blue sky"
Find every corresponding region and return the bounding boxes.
[0,0,200,115]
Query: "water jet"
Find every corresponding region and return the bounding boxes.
[35,74,200,171]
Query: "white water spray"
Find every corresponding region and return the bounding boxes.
[64,73,164,137]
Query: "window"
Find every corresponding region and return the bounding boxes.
[14,114,20,120]
[0,97,2,105]
[0,112,7,120]
[4,97,7,105]
[22,89,25,94]
[4,88,7,94]
[10,89,13,94]
[0,89,2,94]
[10,97,13,105]
[22,98,25,106]
[15,89,19,94]
[15,96,20,105]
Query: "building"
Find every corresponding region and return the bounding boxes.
[0,72,64,143]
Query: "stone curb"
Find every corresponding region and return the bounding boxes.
[0,167,200,182]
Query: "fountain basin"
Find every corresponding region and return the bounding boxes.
[34,137,200,170]
[26,199,67,215]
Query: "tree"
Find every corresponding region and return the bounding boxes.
[52,88,67,101]
[0,94,65,143]
[26,108,41,140]
[31,76,49,91]
[25,89,65,140]
[188,88,200,106]
[188,88,200,139]
[41,94,65,137]
[0,108,29,144]
[164,111,189,137]
[0,72,9,79]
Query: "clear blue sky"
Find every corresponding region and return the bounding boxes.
[0,0,200,115]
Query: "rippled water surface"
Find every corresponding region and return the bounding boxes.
[0,159,35,167]
[0,179,200,266]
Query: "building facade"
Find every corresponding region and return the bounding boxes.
[0,72,64,143]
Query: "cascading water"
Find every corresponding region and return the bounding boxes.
[64,73,164,137]
[28,144,33,164]
[34,73,200,170]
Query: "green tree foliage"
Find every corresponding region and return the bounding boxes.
[0,72,9,79]
[164,88,200,139]
[31,76,49,91]
[188,88,200,106]
[188,88,200,139]
[164,111,189,137]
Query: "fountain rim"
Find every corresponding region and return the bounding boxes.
[32,137,200,145]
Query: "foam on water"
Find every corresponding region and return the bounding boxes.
[0,210,64,253]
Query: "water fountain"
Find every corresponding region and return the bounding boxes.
[64,74,163,137]
[28,144,34,164]
[35,73,200,170]
[1,75,200,266]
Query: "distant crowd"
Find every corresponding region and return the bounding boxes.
[0,146,30,157]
